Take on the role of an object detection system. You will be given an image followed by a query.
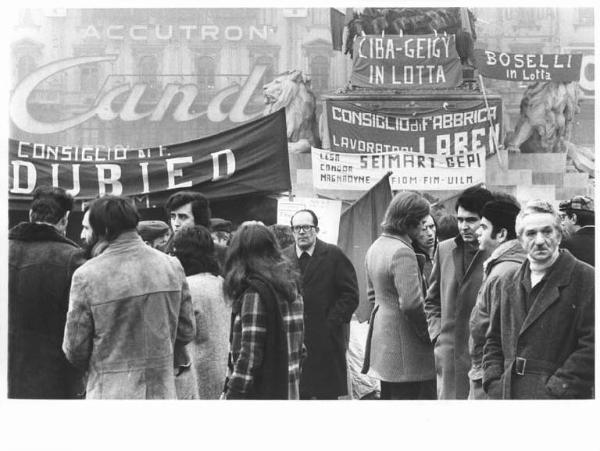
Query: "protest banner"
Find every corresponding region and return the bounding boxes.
[312,147,485,191]
[277,196,342,244]
[326,99,502,156]
[8,110,290,202]
[473,49,582,82]
[350,34,462,89]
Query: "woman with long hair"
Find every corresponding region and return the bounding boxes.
[222,221,304,399]
[362,192,436,400]
[171,225,230,399]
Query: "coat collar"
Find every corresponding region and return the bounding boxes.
[483,239,527,276]
[381,232,413,248]
[98,230,145,256]
[299,238,326,283]
[9,221,79,248]
[451,235,488,285]
[518,249,578,335]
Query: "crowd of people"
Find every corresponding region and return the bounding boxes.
[7,184,595,400]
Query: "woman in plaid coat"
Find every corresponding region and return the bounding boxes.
[222,222,305,400]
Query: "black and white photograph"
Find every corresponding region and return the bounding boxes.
[2,2,598,450]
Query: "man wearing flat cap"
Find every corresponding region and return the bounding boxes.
[210,218,233,247]
[558,195,594,266]
[138,220,171,251]
[468,197,526,399]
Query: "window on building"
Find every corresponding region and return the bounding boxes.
[311,8,329,25]
[80,64,99,92]
[195,56,215,88]
[578,8,594,25]
[139,55,159,92]
[310,55,329,93]
[195,56,216,102]
[255,55,275,87]
[17,55,36,81]
[505,8,546,25]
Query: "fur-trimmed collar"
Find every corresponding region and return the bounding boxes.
[9,222,79,248]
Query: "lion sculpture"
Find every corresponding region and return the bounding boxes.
[263,70,321,153]
[505,81,593,177]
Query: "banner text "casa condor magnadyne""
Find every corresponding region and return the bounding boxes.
[351,34,462,89]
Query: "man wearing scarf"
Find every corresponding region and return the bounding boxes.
[482,200,594,399]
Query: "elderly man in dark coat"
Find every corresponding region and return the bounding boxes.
[482,200,594,399]
[284,209,359,399]
[9,186,85,398]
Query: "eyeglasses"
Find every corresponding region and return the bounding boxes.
[292,225,315,233]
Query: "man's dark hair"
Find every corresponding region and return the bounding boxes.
[481,200,521,241]
[436,214,459,241]
[29,186,74,224]
[88,195,140,241]
[566,209,595,227]
[455,186,494,217]
[290,209,319,228]
[165,191,211,228]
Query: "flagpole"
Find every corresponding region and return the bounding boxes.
[479,74,507,171]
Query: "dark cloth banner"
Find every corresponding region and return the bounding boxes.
[351,34,462,89]
[473,49,582,82]
[326,99,502,155]
[338,172,392,323]
[9,110,290,201]
[330,8,345,51]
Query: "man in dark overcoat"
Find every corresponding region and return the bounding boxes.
[424,186,494,399]
[482,200,594,399]
[284,209,359,399]
[558,195,594,266]
[9,186,85,398]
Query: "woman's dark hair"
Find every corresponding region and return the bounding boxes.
[223,222,300,303]
[381,191,430,235]
[268,224,296,249]
[88,195,139,241]
[171,225,220,277]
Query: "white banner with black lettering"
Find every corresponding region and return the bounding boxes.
[312,147,485,191]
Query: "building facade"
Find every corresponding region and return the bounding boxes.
[10,8,351,149]
[474,7,595,146]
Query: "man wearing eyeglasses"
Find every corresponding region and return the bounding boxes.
[283,209,359,400]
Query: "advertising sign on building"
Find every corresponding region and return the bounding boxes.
[9,110,290,202]
[326,99,502,156]
[312,147,485,191]
[350,34,462,89]
[473,49,583,82]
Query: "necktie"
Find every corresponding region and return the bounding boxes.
[298,252,310,275]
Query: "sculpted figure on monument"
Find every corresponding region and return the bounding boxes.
[263,70,321,153]
[505,81,593,177]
